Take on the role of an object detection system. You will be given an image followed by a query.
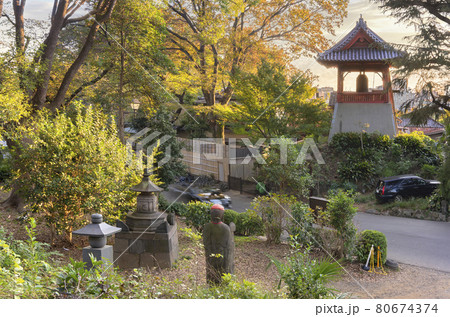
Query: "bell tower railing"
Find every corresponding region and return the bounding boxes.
[337,92,388,103]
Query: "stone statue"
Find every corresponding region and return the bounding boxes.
[203,204,235,284]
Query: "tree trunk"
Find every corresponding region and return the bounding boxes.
[50,0,118,110]
[32,0,69,109]
[118,46,125,144]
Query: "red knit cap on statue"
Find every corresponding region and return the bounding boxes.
[211,204,224,211]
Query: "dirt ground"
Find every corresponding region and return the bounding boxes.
[1,189,450,299]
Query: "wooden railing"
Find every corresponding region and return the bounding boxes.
[337,92,388,103]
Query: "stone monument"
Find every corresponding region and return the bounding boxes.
[203,204,235,284]
[72,214,121,269]
[113,169,178,269]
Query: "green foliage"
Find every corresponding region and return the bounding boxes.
[0,145,11,182]
[193,274,269,299]
[257,137,313,196]
[181,201,263,236]
[330,132,441,188]
[180,113,210,138]
[131,107,186,187]
[13,103,141,242]
[251,194,296,244]
[158,195,188,215]
[327,190,358,258]
[375,197,430,212]
[356,230,388,265]
[289,202,316,246]
[0,219,59,299]
[234,210,264,236]
[181,201,214,232]
[394,132,440,165]
[56,256,124,299]
[268,245,341,299]
[0,59,30,133]
[219,60,331,139]
[439,123,450,205]
[375,0,449,124]
[330,132,392,153]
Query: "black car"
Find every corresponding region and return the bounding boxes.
[375,175,440,202]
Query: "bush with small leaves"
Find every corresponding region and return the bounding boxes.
[356,230,388,265]
[251,194,296,243]
[327,190,358,258]
[181,201,213,232]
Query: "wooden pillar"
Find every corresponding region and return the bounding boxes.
[337,66,344,102]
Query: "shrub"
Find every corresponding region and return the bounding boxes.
[330,132,391,153]
[289,202,315,245]
[224,209,239,225]
[235,211,264,236]
[13,103,141,242]
[251,194,296,243]
[181,201,213,232]
[256,137,313,196]
[158,196,188,215]
[131,106,186,187]
[394,132,440,165]
[356,230,387,265]
[327,190,357,258]
[181,201,263,236]
[268,245,341,299]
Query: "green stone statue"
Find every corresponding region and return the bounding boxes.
[203,204,235,284]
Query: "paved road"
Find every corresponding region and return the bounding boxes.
[354,212,450,272]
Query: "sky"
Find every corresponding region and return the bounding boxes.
[20,0,417,89]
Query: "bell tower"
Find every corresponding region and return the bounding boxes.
[317,16,402,140]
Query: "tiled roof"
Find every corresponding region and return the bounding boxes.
[397,117,444,128]
[317,16,402,64]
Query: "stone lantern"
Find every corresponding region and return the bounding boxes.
[73,214,121,269]
[125,168,164,231]
[114,169,179,269]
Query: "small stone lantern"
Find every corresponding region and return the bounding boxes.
[73,214,121,269]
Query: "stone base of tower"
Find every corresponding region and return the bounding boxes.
[328,103,397,141]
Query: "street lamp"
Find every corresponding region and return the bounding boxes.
[130,99,141,118]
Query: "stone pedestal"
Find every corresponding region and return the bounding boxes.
[82,245,113,269]
[114,221,178,269]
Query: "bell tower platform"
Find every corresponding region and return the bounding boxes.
[330,102,397,136]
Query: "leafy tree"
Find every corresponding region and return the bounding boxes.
[0,0,118,209]
[47,0,171,143]
[13,103,142,243]
[164,0,347,136]
[440,122,450,211]
[131,106,186,187]
[256,137,314,196]
[218,60,331,139]
[375,0,449,124]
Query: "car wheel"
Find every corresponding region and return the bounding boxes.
[394,195,403,202]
